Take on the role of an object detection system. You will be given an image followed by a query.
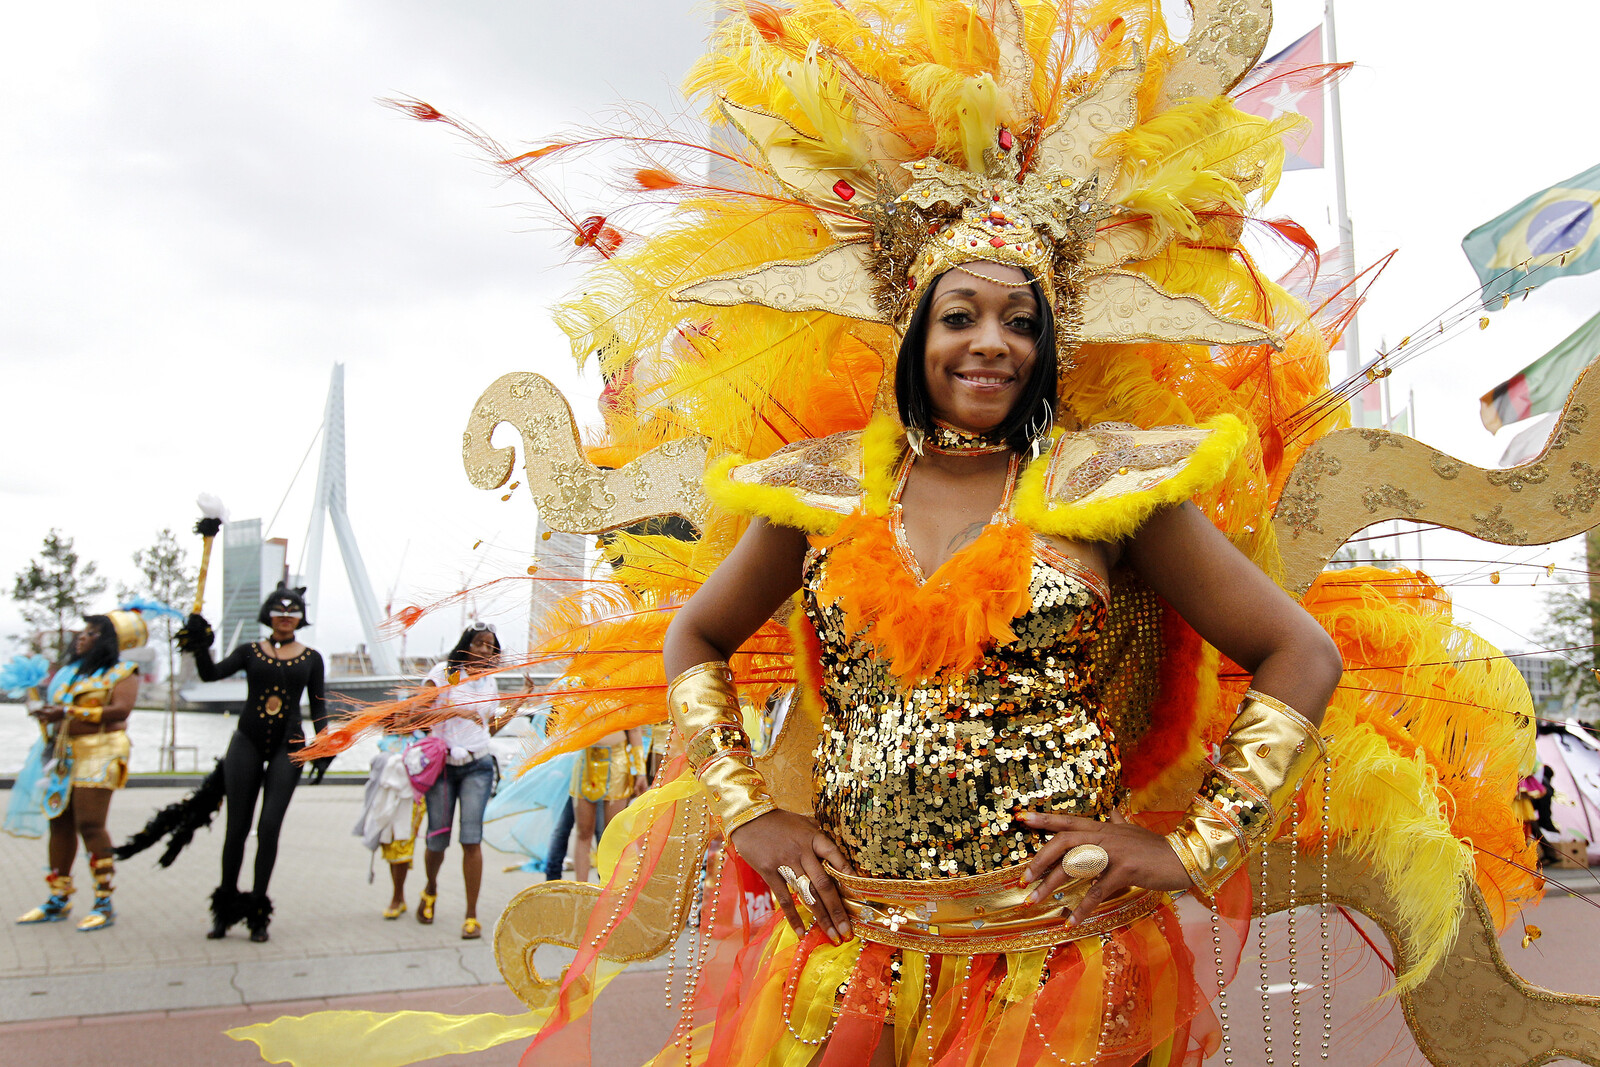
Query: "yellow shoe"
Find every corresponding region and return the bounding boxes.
[17,873,73,924]
[383,902,407,920]
[461,917,482,940]
[76,899,114,932]
[417,891,436,925]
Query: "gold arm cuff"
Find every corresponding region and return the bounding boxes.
[71,705,104,725]
[684,724,752,768]
[1169,690,1324,896]
[625,743,647,778]
[666,660,775,834]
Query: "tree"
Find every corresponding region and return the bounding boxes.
[119,528,196,681]
[1326,545,1397,570]
[1534,534,1600,720]
[120,529,198,771]
[12,529,108,660]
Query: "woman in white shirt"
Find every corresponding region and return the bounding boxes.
[415,623,509,939]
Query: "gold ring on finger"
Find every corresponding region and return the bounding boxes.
[1061,843,1109,879]
[793,874,817,906]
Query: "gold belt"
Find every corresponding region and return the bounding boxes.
[822,862,1164,955]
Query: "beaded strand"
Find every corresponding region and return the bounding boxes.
[682,843,724,1066]
[779,929,843,1047]
[1260,839,1274,1067]
[1029,935,1112,1065]
[1287,798,1303,1067]
[671,859,702,1058]
[664,749,688,1014]
[1213,906,1234,1066]
[1320,751,1334,1060]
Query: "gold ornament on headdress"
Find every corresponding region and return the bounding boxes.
[674,34,1284,380]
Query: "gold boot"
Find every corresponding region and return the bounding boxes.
[76,856,115,932]
[16,872,74,924]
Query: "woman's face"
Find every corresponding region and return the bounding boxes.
[922,263,1040,433]
[73,624,100,655]
[268,609,300,639]
[468,631,498,665]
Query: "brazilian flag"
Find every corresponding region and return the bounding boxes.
[1462,162,1600,308]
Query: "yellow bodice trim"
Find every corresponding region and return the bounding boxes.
[708,413,1247,543]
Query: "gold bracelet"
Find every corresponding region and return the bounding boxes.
[72,704,104,725]
[666,661,775,835]
[1166,690,1325,896]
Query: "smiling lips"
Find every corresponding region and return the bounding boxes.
[954,371,1016,390]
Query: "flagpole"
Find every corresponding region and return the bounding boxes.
[1325,0,1361,382]
[1411,385,1424,565]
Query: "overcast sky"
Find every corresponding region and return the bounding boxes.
[3,0,1596,667]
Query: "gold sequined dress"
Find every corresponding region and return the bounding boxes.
[672,446,1247,1067]
[805,533,1119,879]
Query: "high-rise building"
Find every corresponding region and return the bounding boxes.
[529,519,589,674]
[1507,650,1562,713]
[220,519,288,650]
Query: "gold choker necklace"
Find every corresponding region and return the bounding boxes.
[918,421,1010,456]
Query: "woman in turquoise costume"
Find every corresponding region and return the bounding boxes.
[15,610,146,932]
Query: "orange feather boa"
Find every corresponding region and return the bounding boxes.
[818,512,1034,686]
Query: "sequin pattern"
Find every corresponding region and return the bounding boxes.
[804,541,1124,878]
[1195,766,1272,842]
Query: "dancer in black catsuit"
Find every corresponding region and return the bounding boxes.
[189,584,328,941]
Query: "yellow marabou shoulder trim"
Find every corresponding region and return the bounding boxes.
[1014,415,1248,542]
[704,416,905,533]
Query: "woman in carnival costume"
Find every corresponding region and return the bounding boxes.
[239,1,1600,1064]
[177,583,328,942]
[15,610,148,932]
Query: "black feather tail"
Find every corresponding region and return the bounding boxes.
[113,760,227,866]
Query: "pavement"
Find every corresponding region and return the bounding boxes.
[2,784,1598,1066]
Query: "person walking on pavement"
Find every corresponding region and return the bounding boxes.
[15,610,147,932]
[413,623,519,939]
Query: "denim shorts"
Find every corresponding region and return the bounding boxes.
[424,754,495,851]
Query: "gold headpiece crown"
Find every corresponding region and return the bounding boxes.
[886,145,1107,329]
[105,610,149,652]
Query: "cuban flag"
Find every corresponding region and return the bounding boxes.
[1233,27,1335,171]
[1463,162,1600,309]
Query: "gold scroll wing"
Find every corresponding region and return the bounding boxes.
[494,791,708,1010]
[671,243,885,324]
[463,372,712,535]
[1273,361,1600,596]
[1162,0,1274,106]
[1254,841,1600,1067]
[493,675,819,1010]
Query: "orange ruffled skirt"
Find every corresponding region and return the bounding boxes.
[643,869,1250,1067]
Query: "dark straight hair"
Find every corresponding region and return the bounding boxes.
[894,268,1059,453]
[69,615,121,677]
[447,625,501,672]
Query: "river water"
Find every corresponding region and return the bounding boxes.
[0,705,536,776]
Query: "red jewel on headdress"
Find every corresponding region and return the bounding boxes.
[832,179,856,201]
[989,236,1006,248]
[998,129,1013,151]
